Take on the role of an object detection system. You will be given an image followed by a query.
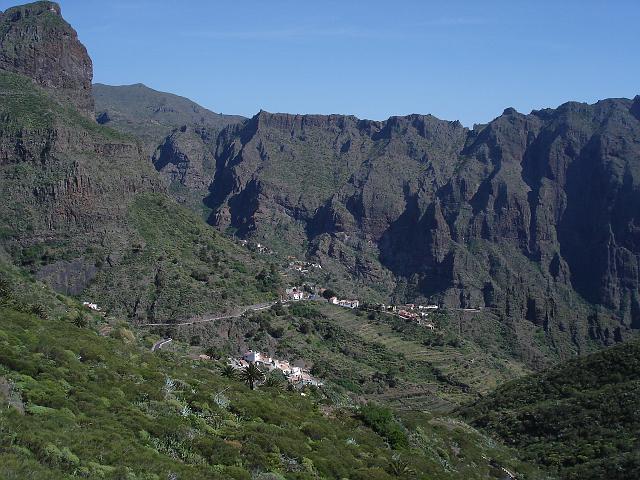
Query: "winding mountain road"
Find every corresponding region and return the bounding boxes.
[140,301,278,328]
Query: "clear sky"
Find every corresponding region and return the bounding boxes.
[3,0,639,126]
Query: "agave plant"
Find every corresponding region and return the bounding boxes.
[389,454,416,478]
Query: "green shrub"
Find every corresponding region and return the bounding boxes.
[359,403,408,449]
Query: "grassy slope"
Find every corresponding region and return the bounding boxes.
[92,83,244,158]
[0,282,547,480]
[0,70,126,136]
[460,339,640,480]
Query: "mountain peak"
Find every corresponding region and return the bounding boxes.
[0,1,94,117]
[1,1,61,17]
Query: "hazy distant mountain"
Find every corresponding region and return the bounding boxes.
[93,83,244,137]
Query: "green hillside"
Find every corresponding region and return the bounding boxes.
[0,278,547,480]
[84,193,279,324]
[92,83,244,160]
[460,339,640,480]
[0,69,277,325]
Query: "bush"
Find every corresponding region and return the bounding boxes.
[359,403,408,449]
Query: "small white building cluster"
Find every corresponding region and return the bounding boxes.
[230,350,323,387]
[328,297,360,309]
[377,303,439,329]
[285,286,305,301]
[288,258,322,274]
[284,286,323,302]
[237,239,274,255]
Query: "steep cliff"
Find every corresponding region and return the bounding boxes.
[0,2,274,323]
[0,1,93,116]
[206,101,640,356]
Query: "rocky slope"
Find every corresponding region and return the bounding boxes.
[0,1,93,116]
[0,2,275,323]
[93,83,244,212]
[97,84,640,361]
[202,101,640,359]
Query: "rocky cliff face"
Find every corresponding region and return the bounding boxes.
[0,1,94,117]
[0,2,161,296]
[93,83,244,212]
[206,100,640,354]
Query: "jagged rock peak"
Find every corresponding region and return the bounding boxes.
[0,1,94,117]
[631,95,640,121]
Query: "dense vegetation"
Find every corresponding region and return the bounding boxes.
[460,339,640,480]
[0,275,545,479]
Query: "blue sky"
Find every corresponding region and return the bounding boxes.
[4,0,639,125]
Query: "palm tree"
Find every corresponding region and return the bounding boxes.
[240,362,264,390]
[220,364,237,379]
[263,371,286,389]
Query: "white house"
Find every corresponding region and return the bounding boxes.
[82,301,101,311]
[243,350,265,363]
[285,287,304,301]
[338,299,359,309]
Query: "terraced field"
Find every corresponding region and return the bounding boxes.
[318,304,530,405]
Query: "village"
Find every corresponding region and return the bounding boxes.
[238,237,444,324]
[283,284,440,330]
[228,350,324,387]
[373,303,440,329]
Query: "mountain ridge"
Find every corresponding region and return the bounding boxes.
[93,78,640,363]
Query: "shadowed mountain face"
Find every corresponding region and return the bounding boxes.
[87,19,639,356]
[93,83,245,211]
[203,101,640,349]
